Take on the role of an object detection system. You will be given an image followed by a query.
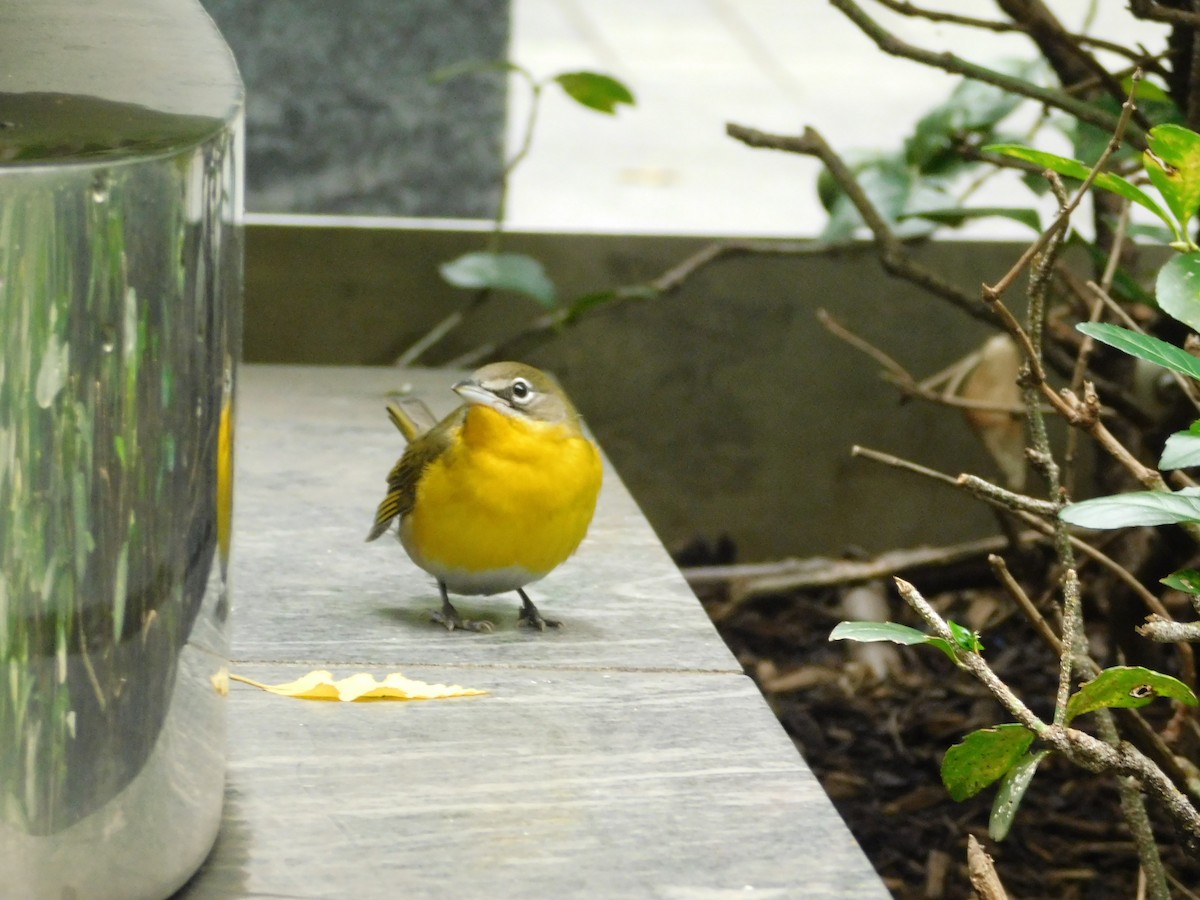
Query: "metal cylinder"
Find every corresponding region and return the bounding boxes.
[0,2,242,897]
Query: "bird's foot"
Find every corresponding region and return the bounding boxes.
[433,585,494,632]
[517,590,563,631]
[431,609,494,633]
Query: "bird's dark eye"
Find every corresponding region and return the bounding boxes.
[510,378,532,402]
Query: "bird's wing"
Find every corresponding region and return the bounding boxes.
[386,397,439,442]
[365,406,465,542]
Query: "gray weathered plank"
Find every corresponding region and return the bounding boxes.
[178,366,887,898]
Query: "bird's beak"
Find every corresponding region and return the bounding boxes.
[453,379,506,413]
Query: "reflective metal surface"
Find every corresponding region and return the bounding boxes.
[0,2,242,897]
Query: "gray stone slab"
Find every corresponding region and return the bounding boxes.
[200,0,507,217]
[229,365,738,673]
[180,664,887,899]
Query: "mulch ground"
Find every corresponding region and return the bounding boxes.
[683,550,1200,899]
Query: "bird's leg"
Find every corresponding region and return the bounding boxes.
[517,589,562,631]
[431,581,493,633]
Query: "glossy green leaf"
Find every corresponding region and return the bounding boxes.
[1066,666,1198,722]
[989,749,1050,841]
[553,72,635,114]
[829,621,957,664]
[1160,420,1200,470]
[1157,252,1200,332]
[1060,488,1200,528]
[899,206,1040,232]
[1076,321,1200,380]
[909,81,1023,171]
[439,252,556,307]
[1162,567,1200,593]
[1144,124,1200,234]
[942,724,1036,802]
[985,143,1177,234]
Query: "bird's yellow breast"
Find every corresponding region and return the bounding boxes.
[406,406,602,580]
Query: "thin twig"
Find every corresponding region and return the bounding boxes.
[988,553,1064,654]
[850,444,961,486]
[984,69,1142,300]
[818,309,1036,413]
[870,0,1161,67]
[852,443,1194,655]
[727,123,994,325]
[463,238,845,365]
[853,448,1198,793]
[829,0,1146,147]
[691,534,1027,605]
[957,473,1060,516]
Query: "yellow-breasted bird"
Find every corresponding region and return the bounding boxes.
[366,362,603,632]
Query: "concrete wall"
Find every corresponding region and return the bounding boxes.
[243,222,1031,562]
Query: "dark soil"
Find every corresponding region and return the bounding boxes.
[682,545,1200,899]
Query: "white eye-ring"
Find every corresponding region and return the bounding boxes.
[510,378,533,403]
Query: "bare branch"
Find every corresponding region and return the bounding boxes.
[871,0,1162,67]
[726,123,994,325]
[894,577,1200,853]
[818,309,1038,412]
[1130,0,1200,26]
[988,553,1064,655]
[829,0,1146,147]
[994,0,1151,132]
[687,534,1025,605]
[984,69,1142,300]
[1138,616,1200,643]
[463,238,839,365]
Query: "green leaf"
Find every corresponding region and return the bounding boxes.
[984,143,1177,235]
[907,59,1039,173]
[1066,666,1199,722]
[947,619,984,653]
[828,621,957,664]
[1157,253,1200,332]
[1060,488,1200,528]
[1161,420,1200,469]
[1144,124,1200,235]
[438,252,557,307]
[1162,568,1200,593]
[829,621,934,645]
[1067,76,1182,173]
[553,72,635,114]
[899,206,1041,232]
[941,724,1036,802]
[989,750,1050,841]
[1076,321,1200,381]
[430,58,522,84]
[1075,234,1156,309]
[565,286,658,324]
[819,156,943,242]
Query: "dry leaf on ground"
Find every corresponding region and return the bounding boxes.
[229,670,487,702]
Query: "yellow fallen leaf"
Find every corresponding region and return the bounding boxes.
[228,670,486,702]
[211,667,230,696]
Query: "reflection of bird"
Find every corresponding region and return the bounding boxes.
[367,362,603,632]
